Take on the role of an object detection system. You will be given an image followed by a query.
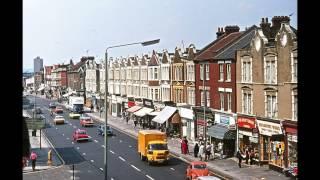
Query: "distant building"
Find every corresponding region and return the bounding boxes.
[34,56,43,73]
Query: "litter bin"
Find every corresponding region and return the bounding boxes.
[32,130,37,137]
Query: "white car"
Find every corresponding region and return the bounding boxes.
[196,176,221,180]
[53,115,65,125]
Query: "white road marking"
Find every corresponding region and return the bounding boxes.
[88,136,92,138]
[82,153,86,156]
[56,127,58,129]
[62,134,64,136]
[67,170,80,173]
[72,142,74,144]
[101,145,105,148]
[100,168,103,171]
[170,168,175,171]
[111,136,115,138]
[76,147,80,150]
[129,145,132,148]
[90,160,94,163]
[118,156,126,162]
[73,126,77,128]
[69,123,72,126]
[131,165,141,172]
[94,140,98,143]
[66,138,70,140]
[109,150,115,154]
[146,175,154,180]
[111,178,114,180]
[119,140,122,143]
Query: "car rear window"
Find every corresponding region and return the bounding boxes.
[77,131,87,134]
[194,164,207,169]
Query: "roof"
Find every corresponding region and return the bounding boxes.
[138,130,165,135]
[133,57,139,66]
[148,50,159,66]
[72,60,87,71]
[161,51,170,64]
[215,25,257,60]
[195,32,243,61]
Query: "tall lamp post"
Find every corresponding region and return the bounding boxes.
[104,39,160,180]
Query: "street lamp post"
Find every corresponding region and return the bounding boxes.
[104,39,159,180]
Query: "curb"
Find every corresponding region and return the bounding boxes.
[41,130,66,165]
[86,113,234,180]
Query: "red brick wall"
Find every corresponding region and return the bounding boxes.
[61,71,68,87]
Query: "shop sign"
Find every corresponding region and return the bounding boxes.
[220,115,230,125]
[228,124,236,130]
[239,134,243,138]
[284,126,297,134]
[249,137,259,143]
[287,134,297,142]
[128,101,135,108]
[237,116,256,129]
[252,132,259,137]
[197,119,205,126]
[256,120,282,136]
[215,113,235,126]
[143,99,154,108]
[239,129,252,137]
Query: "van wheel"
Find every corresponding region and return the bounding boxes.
[148,160,153,166]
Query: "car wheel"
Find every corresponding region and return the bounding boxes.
[148,159,153,166]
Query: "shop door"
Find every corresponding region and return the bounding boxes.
[187,120,191,139]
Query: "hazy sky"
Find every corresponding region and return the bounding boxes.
[23,0,297,71]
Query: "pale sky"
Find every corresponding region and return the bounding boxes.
[23,0,297,71]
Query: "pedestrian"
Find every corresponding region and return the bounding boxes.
[210,142,215,160]
[90,104,94,112]
[245,147,249,164]
[30,151,37,171]
[181,138,187,154]
[194,143,199,158]
[198,143,205,161]
[185,137,189,154]
[134,119,137,127]
[126,116,129,124]
[218,142,223,159]
[205,142,211,161]
[250,149,254,165]
[236,150,243,168]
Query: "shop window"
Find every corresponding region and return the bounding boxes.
[270,140,285,167]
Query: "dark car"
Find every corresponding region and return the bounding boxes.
[97,125,113,136]
[49,102,56,109]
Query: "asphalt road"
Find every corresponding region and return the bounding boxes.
[26,96,189,180]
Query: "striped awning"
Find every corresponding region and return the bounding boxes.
[207,124,236,140]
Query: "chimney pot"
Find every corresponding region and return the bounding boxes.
[266,17,268,23]
[262,18,265,23]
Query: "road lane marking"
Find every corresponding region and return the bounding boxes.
[72,142,74,144]
[109,150,115,154]
[146,175,154,180]
[118,156,126,162]
[101,145,105,148]
[129,145,132,148]
[94,140,98,143]
[62,134,64,136]
[69,123,72,126]
[90,160,94,163]
[88,136,92,138]
[76,147,80,150]
[73,126,77,128]
[56,127,58,129]
[170,168,175,171]
[119,140,122,143]
[131,165,141,172]
[66,138,70,140]
[99,168,103,171]
[82,153,86,156]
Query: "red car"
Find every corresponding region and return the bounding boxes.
[73,129,89,142]
[186,161,210,180]
[80,116,94,127]
[54,106,64,113]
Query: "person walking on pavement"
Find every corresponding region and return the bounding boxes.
[181,138,187,154]
[245,147,249,164]
[30,151,37,171]
[134,119,137,128]
[218,142,223,159]
[205,142,212,161]
[250,149,254,165]
[194,143,199,158]
[185,137,189,154]
[198,143,205,161]
[210,142,215,160]
[236,150,243,168]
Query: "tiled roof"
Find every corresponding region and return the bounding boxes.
[133,57,140,66]
[148,50,159,66]
[195,32,243,61]
[72,60,86,71]
[162,51,169,64]
[215,26,257,60]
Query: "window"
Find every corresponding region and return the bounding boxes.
[291,52,297,82]
[205,64,209,80]
[200,64,204,80]
[226,64,231,81]
[200,90,204,106]
[219,64,224,81]
[150,89,154,100]
[265,93,277,118]
[188,88,195,105]
[220,92,224,110]
[154,68,158,80]
[292,91,297,121]
[241,56,252,82]
[155,89,159,101]
[206,91,210,107]
[187,65,194,81]
[264,56,277,84]
[227,92,231,111]
[148,68,152,80]
[242,90,252,114]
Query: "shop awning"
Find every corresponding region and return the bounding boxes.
[37,86,45,91]
[147,111,160,116]
[127,105,142,113]
[152,106,177,124]
[62,92,73,97]
[134,107,154,117]
[179,108,193,120]
[256,120,283,136]
[207,124,236,140]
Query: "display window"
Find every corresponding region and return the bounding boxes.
[270,141,285,167]
[288,140,297,167]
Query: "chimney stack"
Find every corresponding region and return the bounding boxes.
[216,27,224,38]
[224,25,240,35]
[260,17,271,39]
[271,16,290,29]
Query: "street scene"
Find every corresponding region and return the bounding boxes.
[23,1,297,180]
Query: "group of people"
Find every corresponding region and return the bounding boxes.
[193,141,220,161]
[236,146,256,168]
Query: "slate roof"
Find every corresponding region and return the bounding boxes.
[148,50,159,66]
[195,32,243,61]
[72,60,86,71]
[215,25,257,60]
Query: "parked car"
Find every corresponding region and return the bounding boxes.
[73,129,89,142]
[55,106,64,113]
[32,107,42,114]
[186,161,210,180]
[49,102,56,109]
[53,115,65,125]
[97,125,113,136]
[69,111,81,119]
[80,116,94,127]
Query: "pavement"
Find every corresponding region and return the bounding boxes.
[23,129,63,173]
[85,112,292,180]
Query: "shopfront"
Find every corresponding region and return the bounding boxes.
[237,114,259,160]
[193,107,214,140]
[152,106,179,136]
[132,99,154,128]
[256,118,284,167]
[282,120,297,169]
[179,107,195,142]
